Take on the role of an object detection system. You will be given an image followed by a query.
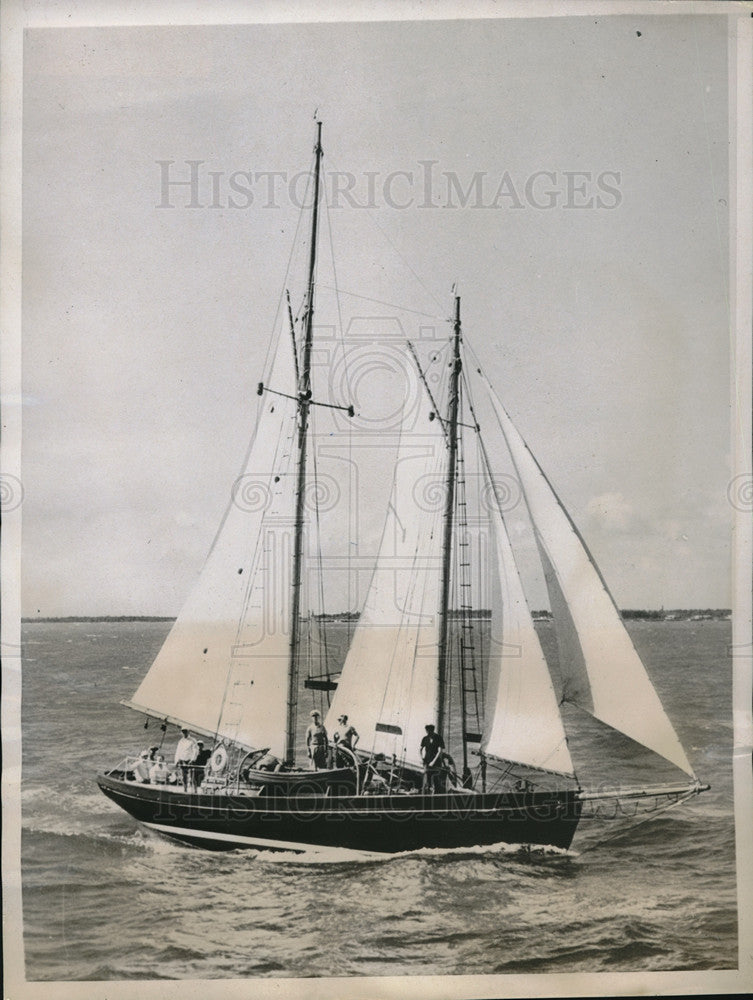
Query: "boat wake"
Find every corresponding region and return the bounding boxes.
[250,838,576,867]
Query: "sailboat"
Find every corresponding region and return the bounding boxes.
[97,124,708,855]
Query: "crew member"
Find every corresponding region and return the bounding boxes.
[333,714,359,766]
[149,754,169,784]
[420,723,445,793]
[133,750,151,783]
[306,710,328,770]
[193,740,212,788]
[175,727,199,791]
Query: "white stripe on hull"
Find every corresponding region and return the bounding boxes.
[141,821,390,859]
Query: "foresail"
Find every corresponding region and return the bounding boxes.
[130,331,299,757]
[487,386,695,777]
[325,368,447,770]
[483,502,574,776]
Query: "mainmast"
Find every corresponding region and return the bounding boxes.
[285,121,323,766]
[436,294,462,736]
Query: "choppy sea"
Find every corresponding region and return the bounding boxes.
[20,619,736,981]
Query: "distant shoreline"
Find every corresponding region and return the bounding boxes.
[21,616,176,623]
[21,610,732,624]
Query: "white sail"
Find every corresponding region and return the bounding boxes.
[482,500,574,776]
[325,375,448,769]
[486,386,694,777]
[129,331,299,756]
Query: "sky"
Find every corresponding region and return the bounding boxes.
[19,11,733,615]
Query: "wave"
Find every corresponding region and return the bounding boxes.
[252,838,576,868]
[22,823,150,852]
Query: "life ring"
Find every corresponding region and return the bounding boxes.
[209,746,228,774]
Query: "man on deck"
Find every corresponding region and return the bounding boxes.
[333,714,359,767]
[192,740,212,788]
[175,727,199,790]
[306,711,328,770]
[420,724,445,793]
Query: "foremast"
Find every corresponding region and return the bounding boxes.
[436,295,462,737]
[285,121,323,767]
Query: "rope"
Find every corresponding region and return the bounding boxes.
[309,412,332,712]
[318,284,446,320]
[323,150,448,318]
[577,791,695,855]
[322,172,355,649]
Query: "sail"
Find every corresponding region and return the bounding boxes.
[325,371,448,769]
[482,500,574,776]
[486,386,694,777]
[128,331,299,756]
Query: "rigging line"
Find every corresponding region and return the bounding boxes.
[406,339,448,439]
[263,147,317,379]
[462,358,493,729]
[577,790,695,855]
[379,455,438,759]
[309,406,332,700]
[467,339,622,614]
[368,418,412,755]
[322,179,356,641]
[200,159,316,577]
[323,151,448,316]
[372,434,445,763]
[404,434,448,752]
[473,430,486,725]
[472,388,579,782]
[318,284,447,320]
[214,386,300,748]
[322,174,349,384]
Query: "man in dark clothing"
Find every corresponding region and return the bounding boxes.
[420,724,445,793]
[193,740,213,788]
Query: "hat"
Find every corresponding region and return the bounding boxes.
[425,724,435,731]
[338,715,347,722]
[197,740,204,747]
[140,750,149,758]
[310,710,320,717]
[181,727,189,734]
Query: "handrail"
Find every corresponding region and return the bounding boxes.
[329,742,361,794]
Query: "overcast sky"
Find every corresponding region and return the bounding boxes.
[20,12,731,615]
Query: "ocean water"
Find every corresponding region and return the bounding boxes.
[20,619,736,980]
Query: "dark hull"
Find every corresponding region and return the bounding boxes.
[97,772,582,855]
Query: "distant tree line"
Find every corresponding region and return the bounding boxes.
[22,608,732,624]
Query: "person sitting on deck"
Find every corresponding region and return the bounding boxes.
[174,727,199,791]
[149,755,169,784]
[306,711,328,770]
[332,714,359,767]
[133,750,151,783]
[420,724,445,794]
[192,741,212,788]
[256,752,282,772]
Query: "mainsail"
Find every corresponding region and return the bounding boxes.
[482,500,575,776]
[485,383,695,777]
[325,363,448,769]
[127,330,299,756]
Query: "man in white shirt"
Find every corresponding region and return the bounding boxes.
[149,754,169,785]
[175,727,199,790]
[133,750,151,783]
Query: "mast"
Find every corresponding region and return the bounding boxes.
[284,120,323,766]
[436,294,462,737]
